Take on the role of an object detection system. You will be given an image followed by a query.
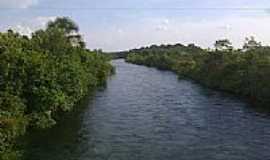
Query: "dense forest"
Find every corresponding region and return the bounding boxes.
[0,17,113,159]
[126,38,270,108]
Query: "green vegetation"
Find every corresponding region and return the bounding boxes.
[0,17,113,159]
[126,38,270,107]
[107,51,129,59]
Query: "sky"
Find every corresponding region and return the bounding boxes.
[1,0,270,51]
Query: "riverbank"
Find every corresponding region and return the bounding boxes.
[125,42,270,108]
[21,59,270,160]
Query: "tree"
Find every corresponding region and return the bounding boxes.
[47,17,78,34]
[214,39,233,51]
[0,17,113,159]
[243,36,261,51]
[47,17,85,48]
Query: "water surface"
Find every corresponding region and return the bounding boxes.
[24,59,270,160]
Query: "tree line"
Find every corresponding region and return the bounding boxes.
[0,17,113,159]
[126,37,270,108]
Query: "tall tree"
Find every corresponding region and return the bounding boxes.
[47,17,85,48]
[214,39,233,51]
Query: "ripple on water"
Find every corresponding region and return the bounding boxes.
[24,60,270,160]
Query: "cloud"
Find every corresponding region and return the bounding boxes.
[217,25,232,31]
[155,19,170,31]
[156,25,168,31]
[12,16,57,36]
[0,0,39,8]
[162,19,169,25]
[35,16,57,27]
[14,25,33,36]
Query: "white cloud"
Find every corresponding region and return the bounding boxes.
[35,16,57,27]
[0,0,38,8]
[156,25,168,31]
[217,25,232,31]
[162,19,169,25]
[14,25,33,36]
[155,19,170,31]
[12,16,57,36]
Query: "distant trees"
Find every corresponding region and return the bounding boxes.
[126,43,204,70]
[0,17,113,159]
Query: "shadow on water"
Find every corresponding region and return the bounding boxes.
[21,59,270,160]
[20,87,105,160]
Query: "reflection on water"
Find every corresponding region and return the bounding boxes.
[23,59,270,160]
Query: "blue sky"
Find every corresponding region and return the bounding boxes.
[1,0,270,51]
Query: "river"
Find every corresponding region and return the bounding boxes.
[23,59,270,160]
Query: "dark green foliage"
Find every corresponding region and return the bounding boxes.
[0,17,113,159]
[126,42,270,108]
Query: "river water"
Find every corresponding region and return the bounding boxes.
[23,59,270,160]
